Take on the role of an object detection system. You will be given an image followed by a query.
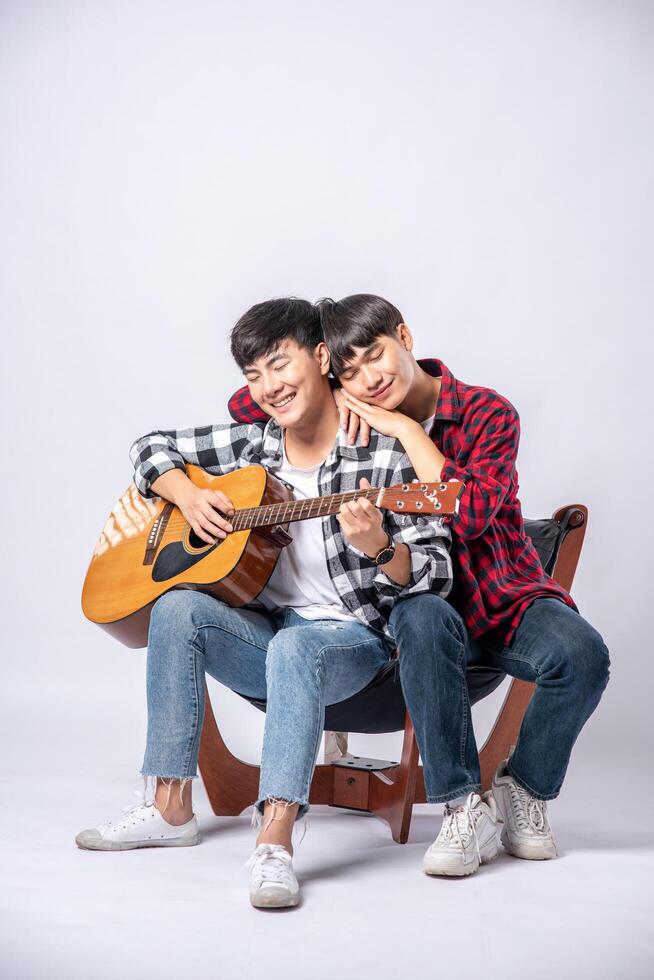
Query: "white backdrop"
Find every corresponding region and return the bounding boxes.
[1,2,652,975]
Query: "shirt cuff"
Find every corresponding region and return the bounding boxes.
[135,459,184,499]
[373,547,432,597]
[440,458,468,483]
[346,538,408,589]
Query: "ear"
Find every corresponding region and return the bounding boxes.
[396,322,414,352]
[315,341,332,376]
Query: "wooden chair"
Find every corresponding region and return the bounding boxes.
[198,504,588,842]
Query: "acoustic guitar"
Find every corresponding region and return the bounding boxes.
[82,464,464,648]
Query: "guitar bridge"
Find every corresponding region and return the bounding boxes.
[143,504,174,565]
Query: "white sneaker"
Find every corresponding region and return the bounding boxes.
[246,844,300,909]
[423,791,499,877]
[492,760,557,860]
[75,791,200,851]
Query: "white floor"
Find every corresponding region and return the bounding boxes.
[2,749,653,980]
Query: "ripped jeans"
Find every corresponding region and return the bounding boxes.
[140,590,392,820]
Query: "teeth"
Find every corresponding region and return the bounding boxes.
[273,393,296,407]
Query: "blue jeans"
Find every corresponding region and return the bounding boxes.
[140,590,392,818]
[390,594,610,802]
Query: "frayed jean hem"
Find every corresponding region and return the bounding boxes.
[250,799,310,846]
[253,796,309,822]
[139,773,197,812]
[140,771,199,781]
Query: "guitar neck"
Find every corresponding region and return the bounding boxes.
[231,488,381,531]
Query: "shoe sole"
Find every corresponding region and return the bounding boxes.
[423,839,499,877]
[75,832,201,851]
[250,890,300,909]
[500,828,556,860]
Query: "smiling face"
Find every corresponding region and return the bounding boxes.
[243,339,332,428]
[337,324,416,409]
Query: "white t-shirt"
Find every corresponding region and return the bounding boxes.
[421,413,436,436]
[259,413,436,622]
[259,441,358,623]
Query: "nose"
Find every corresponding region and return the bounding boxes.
[262,371,284,401]
[361,365,384,391]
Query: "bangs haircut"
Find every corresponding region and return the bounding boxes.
[318,294,405,376]
[230,297,322,370]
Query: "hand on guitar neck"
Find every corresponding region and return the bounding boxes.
[151,469,235,546]
[338,477,411,586]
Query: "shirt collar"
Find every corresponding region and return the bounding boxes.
[261,417,284,464]
[260,415,372,466]
[417,358,462,424]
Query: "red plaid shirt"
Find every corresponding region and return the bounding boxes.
[227,359,575,644]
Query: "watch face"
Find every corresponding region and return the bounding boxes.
[375,547,395,566]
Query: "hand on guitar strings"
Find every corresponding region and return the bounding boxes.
[176,483,235,545]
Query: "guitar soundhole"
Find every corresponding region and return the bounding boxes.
[188,529,219,550]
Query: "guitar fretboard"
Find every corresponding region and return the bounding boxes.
[231,487,380,531]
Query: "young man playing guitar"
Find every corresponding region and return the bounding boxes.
[228,293,610,877]
[75,298,456,907]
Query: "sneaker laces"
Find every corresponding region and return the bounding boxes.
[97,789,155,834]
[508,781,549,835]
[245,845,294,889]
[437,794,483,863]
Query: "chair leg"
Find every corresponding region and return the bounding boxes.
[368,712,420,843]
[478,678,535,791]
[199,691,421,844]
[199,689,339,814]
[198,689,260,815]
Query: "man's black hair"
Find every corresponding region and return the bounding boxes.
[230,297,323,370]
[318,294,405,376]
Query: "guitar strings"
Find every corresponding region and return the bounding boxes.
[163,487,384,534]
[162,482,448,535]
[164,489,381,532]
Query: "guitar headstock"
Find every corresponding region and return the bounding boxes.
[379,479,464,516]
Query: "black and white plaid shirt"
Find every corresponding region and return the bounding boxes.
[129,418,453,640]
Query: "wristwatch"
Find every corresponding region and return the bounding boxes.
[371,533,396,566]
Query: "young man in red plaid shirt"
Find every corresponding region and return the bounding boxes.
[228,293,610,877]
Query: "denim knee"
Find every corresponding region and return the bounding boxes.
[149,590,222,637]
[389,593,464,645]
[551,622,611,697]
[265,627,316,678]
[573,630,611,697]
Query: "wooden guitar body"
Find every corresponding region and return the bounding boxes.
[82,464,463,650]
[81,465,293,649]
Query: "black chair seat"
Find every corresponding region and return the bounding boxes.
[236,510,582,734]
